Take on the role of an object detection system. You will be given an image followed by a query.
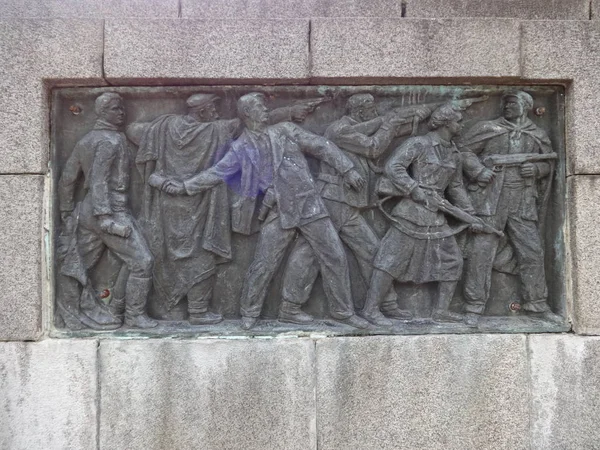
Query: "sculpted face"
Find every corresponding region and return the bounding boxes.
[356,100,378,122]
[196,102,219,122]
[503,96,525,120]
[101,99,125,127]
[447,118,463,137]
[246,97,269,126]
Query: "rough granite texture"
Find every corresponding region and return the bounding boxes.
[99,338,316,450]
[568,176,600,335]
[181,0,405,18]
[530,334,600,449]
[0,0,179,17]
[104,19,310,84]
[316,335,529,450]
[310,18,521,81]
[0,340,97,450]
[522,20,600,175]
[0,6,598,449]
[0,176,44,341]
[0,19,104,173]
[406,0,590,19]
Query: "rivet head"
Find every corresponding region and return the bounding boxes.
[69,105,82,115]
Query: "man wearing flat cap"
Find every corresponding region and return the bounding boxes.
[130,93,316,325]
[458,90,560,326]
[167,92,370,330]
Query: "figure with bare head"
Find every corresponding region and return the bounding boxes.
[363,103,489,325]
[280,92,434,326]
[58,92,157,329]
[170,92,370,330]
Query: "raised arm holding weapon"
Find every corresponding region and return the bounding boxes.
[458,90,562,326]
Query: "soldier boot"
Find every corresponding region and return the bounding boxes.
[124,276,158,328]
[279,300,314,325]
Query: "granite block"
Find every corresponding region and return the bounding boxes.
[0,19,103,173]
[0,0,102,18]
[104,19,310,84]
[593,0,600,19]
[406,0,590,20]
[522,20,600,175]
[99,338,316,450]
[101,0,179,17]
[0,176,44,341]
[0,0,178,18]
[567,175,600,334]
[0,339,97,450]
[310,18,521,81]
[181,0,405,18]
[316,334,529,450]
[529,334,600,449]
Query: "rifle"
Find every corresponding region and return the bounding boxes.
[482,152,558,168]
[481,152,558,187]
[423,190,504,237]
[377,178,504,237]
[387,96,489,135]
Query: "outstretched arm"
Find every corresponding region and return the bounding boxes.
[292,124,354,175]
[183,149,242,195]
[327,119,396,159]
[292,124,365,191]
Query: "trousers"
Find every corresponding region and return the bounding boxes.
[240,216,355,319]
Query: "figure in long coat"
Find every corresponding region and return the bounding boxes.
[132,94,315,324]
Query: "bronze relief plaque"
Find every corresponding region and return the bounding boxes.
[51,85,568,336]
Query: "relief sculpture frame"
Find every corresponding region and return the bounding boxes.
[49,85,568,337]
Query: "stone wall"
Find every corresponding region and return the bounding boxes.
[1,0,600,448]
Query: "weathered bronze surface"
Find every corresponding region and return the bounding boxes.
[51,85,567,336]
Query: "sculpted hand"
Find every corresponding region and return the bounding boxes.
[477,168,495,184]
[344,169,366,192]
[520,162,537,178]
[60,211,74,234]
[414,106,431,121]
[290,104,313,122]
[98,215,113,234]
[411,187,439,211]
[98,215,131,238]
[386,115,408,129]
[410,187,428,205]
[163,180,186,195]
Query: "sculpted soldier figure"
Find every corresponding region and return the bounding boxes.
[166,92,370,330]
[363,104,489,325]
[58,92,157,329]
[130,94,316,325]
[459,90,559,326]
[281,93,432,326]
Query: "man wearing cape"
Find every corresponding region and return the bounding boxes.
[165,92,370,331]
[458,90,560,325]
[131,93,313,324]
